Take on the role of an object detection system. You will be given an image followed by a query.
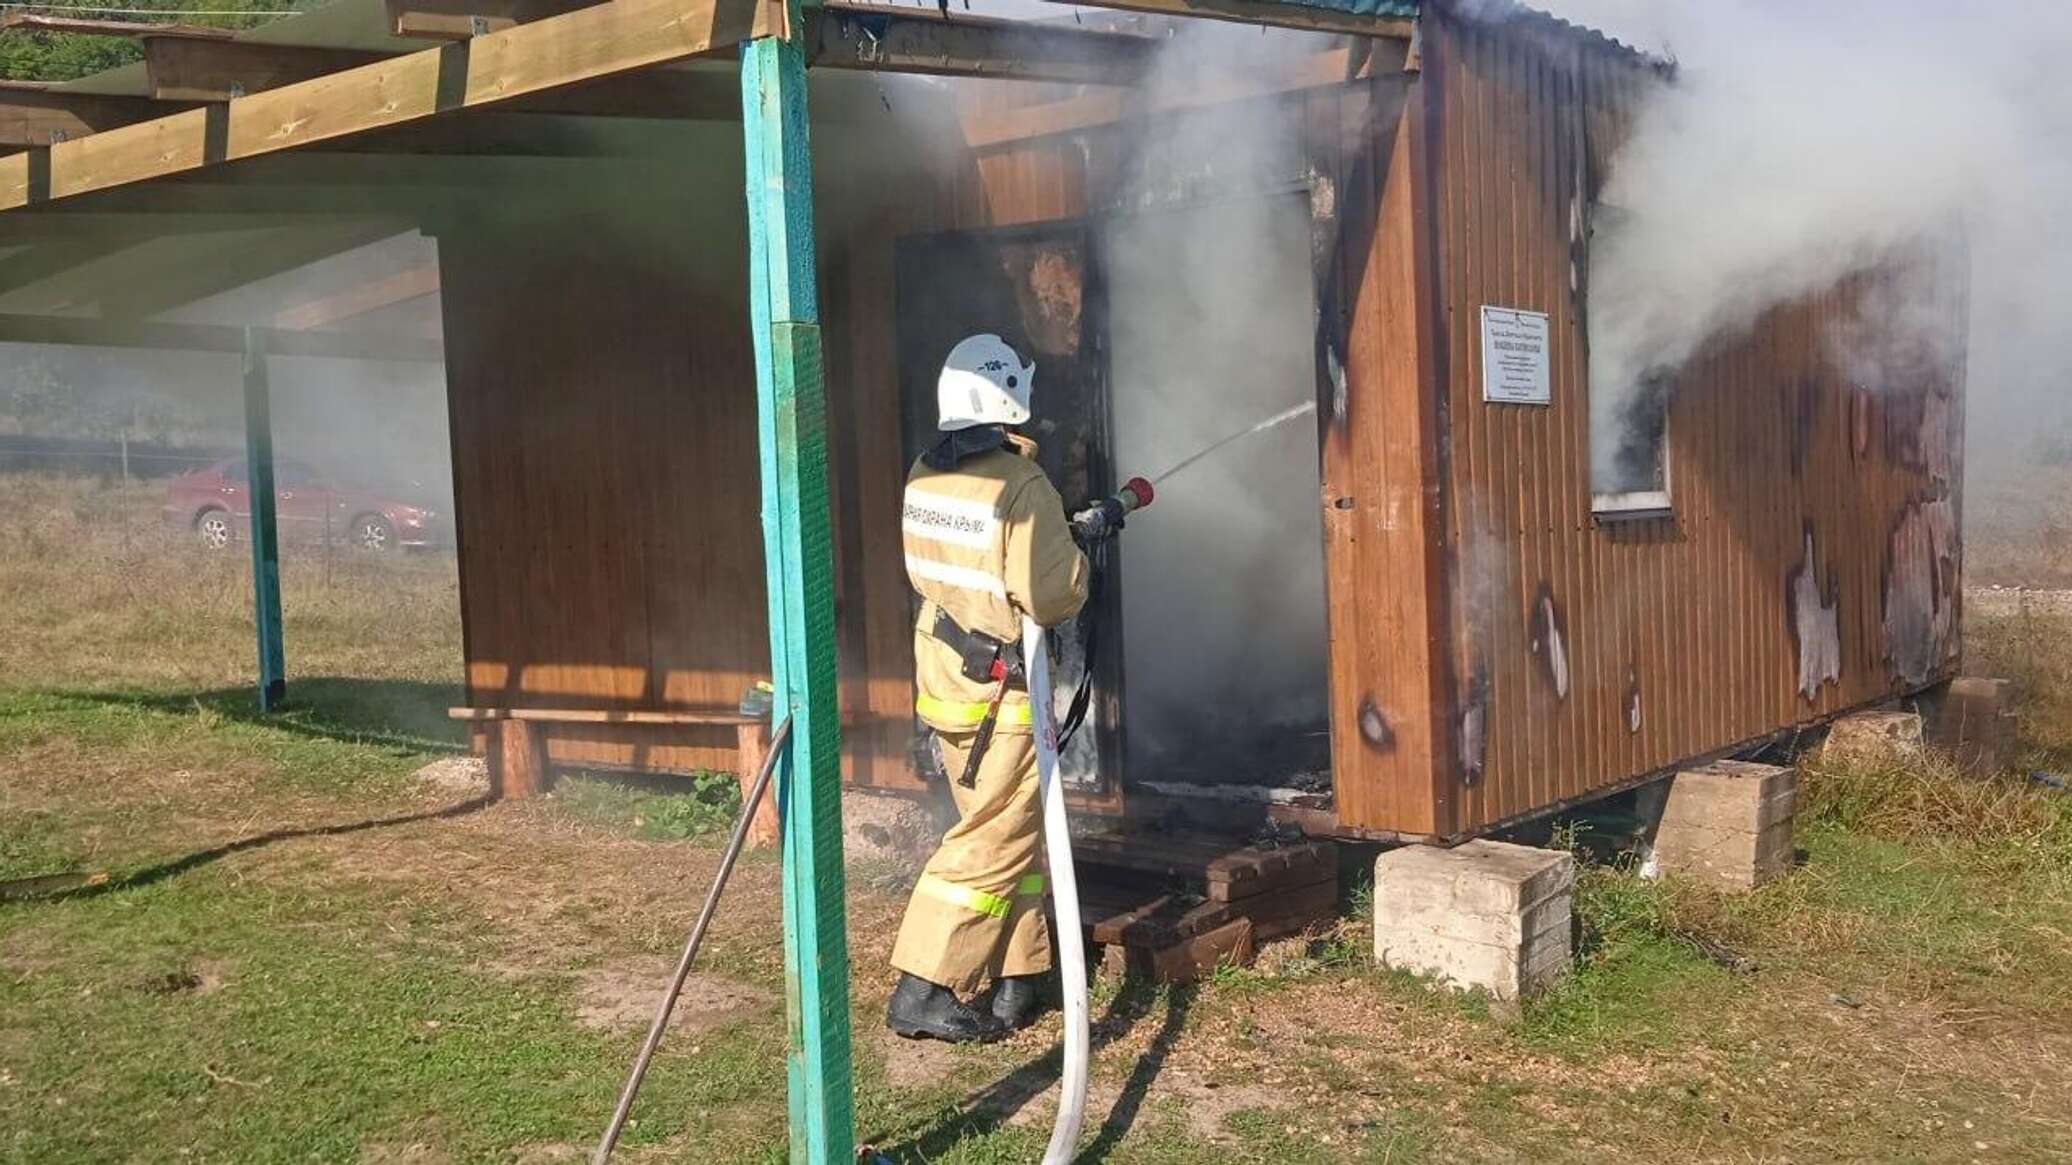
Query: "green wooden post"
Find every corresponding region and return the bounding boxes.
[740,16,854,1164]
[241,327,286,712]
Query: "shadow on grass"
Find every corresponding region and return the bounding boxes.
[66,677,466,754]
[871,978,1195,1162]
[1,794,494,904]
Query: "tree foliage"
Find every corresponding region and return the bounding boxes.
[0,0,301,83]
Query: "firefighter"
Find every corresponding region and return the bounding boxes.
[886,333,1090,1043]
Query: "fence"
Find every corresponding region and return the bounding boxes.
[0,435,233,481]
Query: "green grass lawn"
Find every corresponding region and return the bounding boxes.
[4,473,2072,1162]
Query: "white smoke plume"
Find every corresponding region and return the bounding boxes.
[1505,0,2072,485]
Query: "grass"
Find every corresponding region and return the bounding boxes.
[553,771,745,841]
[5,471,2072,1161]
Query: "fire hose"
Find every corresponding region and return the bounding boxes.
[598,480,1152,1164]
[1032,475,1154,1164]
[1023,612,1089,1165]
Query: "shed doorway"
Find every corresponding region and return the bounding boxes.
[1102,192,1332,794]
[892,190,1332,810]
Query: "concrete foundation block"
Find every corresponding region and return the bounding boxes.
[1821,711,1924,767]
[1919,677,2017,776]
[1648,761,1797,890]
[1373,840,1573,1001]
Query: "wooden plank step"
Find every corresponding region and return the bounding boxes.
[1079,887,1231,948]
[1230,879,1339,943]
[1102,917,1256,984]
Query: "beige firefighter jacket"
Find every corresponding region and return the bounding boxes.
[902,444,1089,735]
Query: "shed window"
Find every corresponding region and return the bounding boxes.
[1592,371,1670,517]
[1581,202,1672,519]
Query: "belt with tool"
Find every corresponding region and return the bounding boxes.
[927,604,1025,787]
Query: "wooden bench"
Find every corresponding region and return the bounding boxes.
[448,705,780,846]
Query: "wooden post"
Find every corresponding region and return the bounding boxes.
[489,719,548,799]
[240,327,285,712]
[740,13,854,1162]
[734,721,784,848]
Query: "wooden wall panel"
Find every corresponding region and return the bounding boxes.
[441,223,770,775]
[1322,87,1446,837]
[1418,13,1966,837]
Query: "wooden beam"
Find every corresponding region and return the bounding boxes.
[1042,0,1416,38]
[276,262,439,329]
[962,40,1403,147]
[808,5,1154,86]
[740,21,855,1161]
[0,0,780,212]
[0,12,234,39]
[163,9,1139,109]
[502,66,740,118]
[0,85,201,149]
[0,313,443,360]
[154,39,745,118]
[143,37,389,103]
[385,0,601,40]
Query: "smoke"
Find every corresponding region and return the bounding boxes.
[872,14,1345,783]
[1505,0,2072,487]
[1098,23,1340,783]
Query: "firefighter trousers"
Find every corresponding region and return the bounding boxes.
[889,725,1052,995]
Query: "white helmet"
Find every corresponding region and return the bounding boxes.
[936,333,1034,431]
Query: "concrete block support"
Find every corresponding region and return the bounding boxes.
[1645,760,1797,890]
[1919,677,2017,776]
[1373,840,1573,1002]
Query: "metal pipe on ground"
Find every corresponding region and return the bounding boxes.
[591,713,794,1165]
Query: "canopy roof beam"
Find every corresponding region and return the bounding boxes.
[0,84,201,150]
[808,5,1153,86]
[0,0,780,213]
[1042,0,1415,38]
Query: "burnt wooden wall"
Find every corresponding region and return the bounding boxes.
[436,68,1433,815]
[438,24,1963,842]
[1407,12,1966,839]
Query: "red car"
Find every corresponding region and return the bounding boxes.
[165,458,448,552]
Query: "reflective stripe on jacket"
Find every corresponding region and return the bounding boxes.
[904,445,1088,735]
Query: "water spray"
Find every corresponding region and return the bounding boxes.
[1148,399,1316,486]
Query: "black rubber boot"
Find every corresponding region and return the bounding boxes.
[987,974,1050,1031]
[885,973,1005,1043]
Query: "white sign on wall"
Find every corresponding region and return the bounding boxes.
[1480,306,1551,405]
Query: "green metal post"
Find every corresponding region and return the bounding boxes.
[240,327,286,712]
[740,16,854,1164]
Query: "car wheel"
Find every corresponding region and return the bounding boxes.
[352,514,394,552]
[194,508,233,551]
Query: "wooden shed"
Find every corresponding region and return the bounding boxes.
[0,0,1965,850]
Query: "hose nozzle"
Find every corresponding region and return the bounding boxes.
[1069,477,1153,543]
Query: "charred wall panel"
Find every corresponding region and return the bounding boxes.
[1421,14,1966,837]
[955,74,1435,832]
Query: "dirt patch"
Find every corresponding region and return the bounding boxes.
[1137,1073,1291,1143]
[877,1026,970,1091]
[413,756,488,796]
[572,958,774,1035]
